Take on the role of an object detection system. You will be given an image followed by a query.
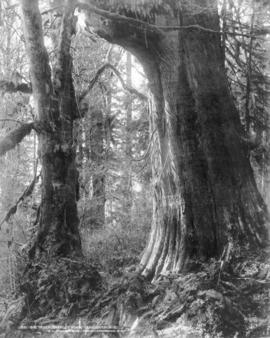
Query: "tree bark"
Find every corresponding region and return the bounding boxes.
[21,0,82,259]
[83,0,269,278]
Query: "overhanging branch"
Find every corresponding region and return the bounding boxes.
[0,119,26,126]
[0,80,32,94]
[77,2,163,35]
[107,63,147,101]
[0,123,34,157]
[159,24,254,38]
[0,162,40,229]
[77,2,254,38]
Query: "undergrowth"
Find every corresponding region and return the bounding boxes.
[19,257,102,321]
[81,220,149,278]
[1,225,269,338]
[85,246,270,337]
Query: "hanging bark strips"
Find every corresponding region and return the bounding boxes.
[80,0,269,278]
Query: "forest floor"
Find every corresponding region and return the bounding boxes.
[0,228,269,338]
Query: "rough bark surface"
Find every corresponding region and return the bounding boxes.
[82,0,269,278]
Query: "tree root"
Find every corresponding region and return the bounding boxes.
[2,249,269,337]
[86,250,270,337]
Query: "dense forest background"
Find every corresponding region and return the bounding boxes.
[0,0,269,337]
[0,0,152,280]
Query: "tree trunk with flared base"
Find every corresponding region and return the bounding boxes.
[86,0,269,278]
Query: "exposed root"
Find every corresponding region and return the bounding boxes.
[86,249,270,337]
[1,249,269,337]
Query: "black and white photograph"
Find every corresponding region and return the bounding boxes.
[0,0,269,337]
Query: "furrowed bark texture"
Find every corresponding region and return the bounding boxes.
[83,0,269,278]
[22,0,81,258]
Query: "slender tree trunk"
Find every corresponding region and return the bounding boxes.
[87,0,269,278]
[124,52,133,219]
[22,0,82,259]
[89,109,105,228]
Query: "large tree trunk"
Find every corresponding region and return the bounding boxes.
[84,0,268,278]
[141,1,269,278]
[22,0,81,259]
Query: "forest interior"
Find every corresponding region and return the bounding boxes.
[0,0,269,337]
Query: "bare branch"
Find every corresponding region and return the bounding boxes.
[0,119,26,126]
[0,123,34,157]
[0,162,40,229]
[158,24,253,37]
[0,80,32,94]
[79,63,147,102]
[41,6,63,16]
[78,64,108,102]
[106,63,147,101]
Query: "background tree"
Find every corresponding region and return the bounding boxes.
[0,1,38,295]
[222,0,270,203]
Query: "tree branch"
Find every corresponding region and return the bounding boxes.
[0,80,32,94]
[77,2,254,38]
[0,119,26,126]
[41,6,63,16]
[0,162,40,229]
[77,2,163,36]
[158,24,253,37]
[0,123,34,157]
[79,63,147,102]
[107,63,148,101]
